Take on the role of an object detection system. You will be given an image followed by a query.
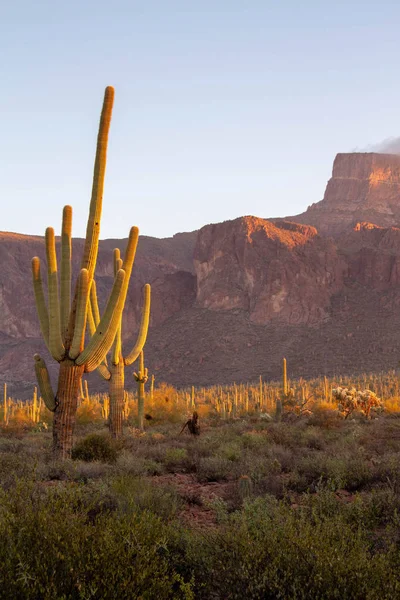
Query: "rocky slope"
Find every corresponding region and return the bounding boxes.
[4,151,400,396]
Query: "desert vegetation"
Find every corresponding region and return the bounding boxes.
[1,372,400,598]
[1,86,400,598]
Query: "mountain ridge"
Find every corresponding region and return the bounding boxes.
[3,151,400,397]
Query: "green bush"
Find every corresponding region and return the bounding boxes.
[110,475,181,521]
[181,496,400,599]
[71,433,119,463]
[0,480,193,600]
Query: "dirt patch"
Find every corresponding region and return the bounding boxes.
[153,473,232,529]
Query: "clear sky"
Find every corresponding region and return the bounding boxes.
[2,0,400,239]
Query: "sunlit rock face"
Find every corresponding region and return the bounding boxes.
[290,153,400,236]
[194,216,346,325]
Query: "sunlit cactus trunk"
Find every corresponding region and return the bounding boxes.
[134,351,148,431]
[53,360,85,458]
[108,360,125,438]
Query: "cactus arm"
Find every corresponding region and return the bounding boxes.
[31,257,50,348]
[113,248,121,273]
[97,364,111,380]
[110,227,140,363]
[69,269,90,360]
[34,354,56,411]
[111,249,123,365]
[45,227,65,362]
[99,227,139,368]
[121,227,139,281]
[79,226,138,372]
[76,269,126,371]
[111,322,122,365]
[124,283,151,366]
[81,86,114,281]
[87,299,96,336]
[65,87,115,348]
[87,280,109,369]
[60,205,72,343]
[90,279,101,328]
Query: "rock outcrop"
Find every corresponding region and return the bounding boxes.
[194,217,345,325]
[291,153,400,236]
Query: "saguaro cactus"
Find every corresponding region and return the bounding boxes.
[275,357,294,420]
[32,87,139,458]
[90,247,151,437]
[134,351,148,431]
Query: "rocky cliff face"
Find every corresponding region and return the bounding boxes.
[291,153,400,236]
[194,217,345,325]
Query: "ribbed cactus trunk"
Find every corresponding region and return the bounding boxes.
[109,361,125,438]
[134,351,147,432]
[138,379,145,431]
[53,361,84,459]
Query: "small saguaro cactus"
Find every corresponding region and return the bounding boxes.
[238,475,253,501]
[275,357,294,420]
[32,86,138,458]
[3,383,8,424]
[90,246,151,437]
[134,351,148,431]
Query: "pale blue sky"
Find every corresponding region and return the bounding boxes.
[1,1,400,239]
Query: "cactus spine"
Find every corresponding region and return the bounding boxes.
[134,351,148,431]
[32,87,137,458]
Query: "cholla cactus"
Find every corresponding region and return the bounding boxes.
[332,387,382,419]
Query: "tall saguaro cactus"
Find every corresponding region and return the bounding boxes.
[90,247,151,437]
[32,87,138,458]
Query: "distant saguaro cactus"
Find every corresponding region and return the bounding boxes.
[32,87,138,458]
[275,357,294,420]
[134,351,148,431]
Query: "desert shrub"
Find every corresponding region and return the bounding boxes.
[181,496,400,599]
[0,453,38,489]
[217,441,242,462]
[266,423,303,448]
[116,451,164,476]
[110,475,181,521]
[0,438,25,453]
[325,455,371,491]
[38,459,75,481]
[301,426,326,450]
[307,406,342,429]
[268,444,296,472]
[72,461,114,482]
[0,480,192,599]
[71,433,119,463]
[241,430,269,450]
[164,448,189,470]
[196,456,233,482]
